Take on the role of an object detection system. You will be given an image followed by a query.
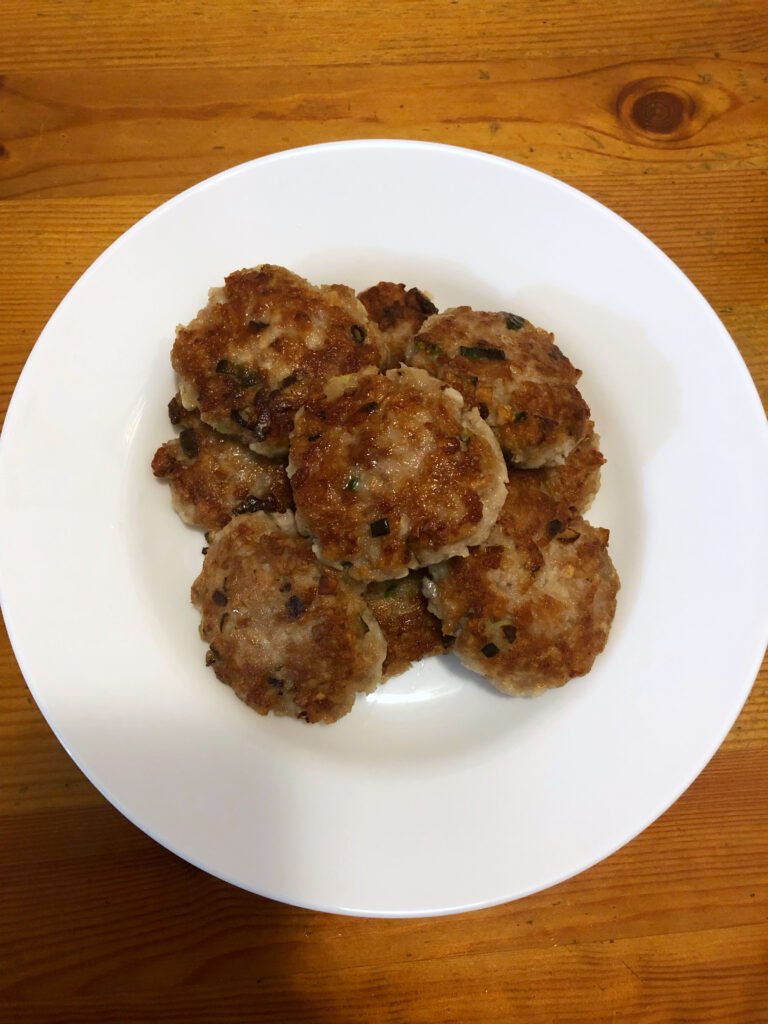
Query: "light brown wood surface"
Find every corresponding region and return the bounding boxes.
[1,2,766,1021]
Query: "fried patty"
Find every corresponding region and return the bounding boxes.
[151,396,292,533]
[288,366,508,581]
[192,512,386,723]
[501,423,604,542]
[425,506,619,695]
[407,307,591,468]
[365,570,446,679]
[358,281,438,368]
[172,265,387,457]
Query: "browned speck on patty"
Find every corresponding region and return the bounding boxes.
[288,366,508,581]
[192,512,386,723]
[172,265,388,457]
[407,307,591,468]
[365,570,446,679]
[151,398,292,533]
[358,281,438,368]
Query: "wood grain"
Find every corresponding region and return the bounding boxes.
[2,57,766,200]
[1,1,767,1021]
[1,0,767,71]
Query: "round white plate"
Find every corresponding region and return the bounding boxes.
[1,141,767,917]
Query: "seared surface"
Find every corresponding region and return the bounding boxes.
[407,307,591,468]
[288,366,508,581]
[426,505,619,695]
[501,423,604,541]
[358,281,438,368]
[192,512,386,723]
[365,569,446,679]
[151,397,292,532]
[172,265,387,457]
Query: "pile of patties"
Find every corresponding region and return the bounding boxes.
[152,265,619,724]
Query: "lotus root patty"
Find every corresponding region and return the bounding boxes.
[365,570,446,680]
[192,512,386,723]
[407,307,591,468]
[172,265,387,457]
[358,281,438,368]
[425,509,619,695]
[288,366,508,581]
[151,397,292,533]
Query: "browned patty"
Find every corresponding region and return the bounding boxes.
[192,512,386,723]
[288,366,508,581]
[358,281,438,368]
[365,570,446,679]
[501,423,604,542]
[407,307,591,468]
[425,506,619,695]
[172,265,387,457]
[151,396,292,533]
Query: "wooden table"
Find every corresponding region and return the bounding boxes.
[2,2,766,1020]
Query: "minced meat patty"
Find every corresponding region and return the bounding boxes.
[358,281,438,368]
[424,505,619,695]
[172,265,388,457]
[151,397,292,533]
[288,366,508,581]
[192,511,386,723]
[501,423,604,542]
[407,307,591,468]
[365,570,446,679]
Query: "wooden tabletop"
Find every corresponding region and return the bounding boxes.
[2,2,767,1020]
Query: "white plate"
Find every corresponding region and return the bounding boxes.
[1,141,767,917]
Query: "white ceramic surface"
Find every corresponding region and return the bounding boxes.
[1,141,767,917]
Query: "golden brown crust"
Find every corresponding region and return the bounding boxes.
[151,401,292,533]
[426,513,619,695]
[288,366,508,581]
[365,570,446,679]
[171,265,387,457]
[358,281,438,368]
[499,423,604,542]
[407,307,591,468]
[192,512,386,723]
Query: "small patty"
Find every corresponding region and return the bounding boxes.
[358,281,438,368]
[288,366,508,581]
[501,423,604,542]
[407,307,591,468]
[192,512,386,723]
[425,508,619,695]
[151,397,292,533]
[172,265,387,457]
[365,570,446,679]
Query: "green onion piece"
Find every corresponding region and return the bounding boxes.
[414,338,442,357]
[502,624,518,643]
[179,428,199,459]
[370,517,390,537]
[481,642,500,658]
[506,314,525,330]
[345,475,360,492]
[459,345,506,361]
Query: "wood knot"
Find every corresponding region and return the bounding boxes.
[631,91,688,134]
[616,77,713,142]
[0,143,8,160]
